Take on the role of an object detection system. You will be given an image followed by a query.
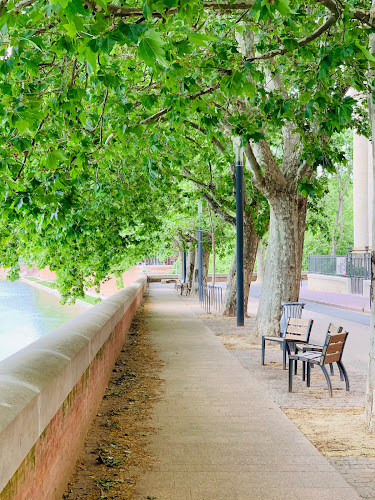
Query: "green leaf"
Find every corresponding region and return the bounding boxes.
[118,22,148,43]
[141,94,158,109]
[188,33,217,47]
[15,119,29,133]
[276,0,291,15]
[305,101,314,120]
[355,42,375,63]
[63,21,77,38]
[138,29,168,68]
[94,0,109,13]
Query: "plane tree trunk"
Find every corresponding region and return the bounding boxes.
[256,240,266,283]
[255,192,307,339]
[244,128,311,340]
[186,242,195,290]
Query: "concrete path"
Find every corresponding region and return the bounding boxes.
[136,286,360,500]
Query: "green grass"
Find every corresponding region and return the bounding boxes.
[25,277,56,288]
[24,277,102,304]
[80,294,101,305]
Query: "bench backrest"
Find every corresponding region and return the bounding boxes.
[326,323,343,335]
[321,331,349,364]
[284,318,313,342]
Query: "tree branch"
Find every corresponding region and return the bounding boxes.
[316,0,375,27]
[92,89,109,134]
[296,161,311,180]
[141,107,171,125]
[184,120,226,152]
[243,142,265,189]
[141,84,220,125]
[0,0,8,17]
[83,1,255,18]
[183,172,236,226]
[14,114,49,181]
[202,191,236,226]
[69,58,78,89]
[183,167,235,224]
[246,13,339,62]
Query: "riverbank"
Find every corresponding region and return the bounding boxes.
[22,277,97,308]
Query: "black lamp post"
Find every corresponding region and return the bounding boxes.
[236,148,244,326]
[198,202,203,301]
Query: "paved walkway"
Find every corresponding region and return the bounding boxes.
[136,286,359,500]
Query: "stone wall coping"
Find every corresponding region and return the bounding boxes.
[307,273,349,281]
[0,275,147,492]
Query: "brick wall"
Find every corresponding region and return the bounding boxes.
[0,277,147,500]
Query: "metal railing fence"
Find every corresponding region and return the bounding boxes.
[199,285,223,314]
[308,253,371,280]
[308,255,346,276]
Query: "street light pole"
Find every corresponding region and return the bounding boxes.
[183,250,187,283]
[198,202,203,301]
[236,148,244,326]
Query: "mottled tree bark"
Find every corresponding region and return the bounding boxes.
[191,246,210,295]
[256,240,266,283]
[186,243,195,290]
[255,192,307,339]
[178,249,183,279]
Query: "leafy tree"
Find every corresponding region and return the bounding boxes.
[303,178,353,266]
[0,0,374,326]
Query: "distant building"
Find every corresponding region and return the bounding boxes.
[353,132,373,252]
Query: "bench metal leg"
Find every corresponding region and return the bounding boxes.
[336,362,344,381]
[306,362,311,387]
[329,363,334,376]
[321,365,333,397]
[302,361,306,381]
[282,341,287,370]
[288,359,294,392]
[338,361,350,391]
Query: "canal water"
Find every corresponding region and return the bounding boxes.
[0,280,85,362]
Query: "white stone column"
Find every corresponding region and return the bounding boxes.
[353,132,370,251]
[368,140,373,250]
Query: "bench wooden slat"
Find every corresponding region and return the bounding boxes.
[328,325,343,334]
[326,341,345,354]
[285,334,308,341]
[287,318,310,326]
[324,352,342,364]
[286,326,309,335]
[328,332,347,343]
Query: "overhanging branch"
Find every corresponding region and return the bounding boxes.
[184,120,226,152]
[246,13,339,62]
[83,1,255,18]
[141,84,220,125]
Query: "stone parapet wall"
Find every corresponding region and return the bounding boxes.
[0,276,147,500]
[308,273,352,294]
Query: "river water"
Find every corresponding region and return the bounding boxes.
[0,280,84,362]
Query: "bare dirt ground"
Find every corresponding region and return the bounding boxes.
[63,297,163,500]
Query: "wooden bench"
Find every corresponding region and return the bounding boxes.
[288,331,349,397]
[261,318,313,370]
[175,279,191,296]
[295,323,343,377]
